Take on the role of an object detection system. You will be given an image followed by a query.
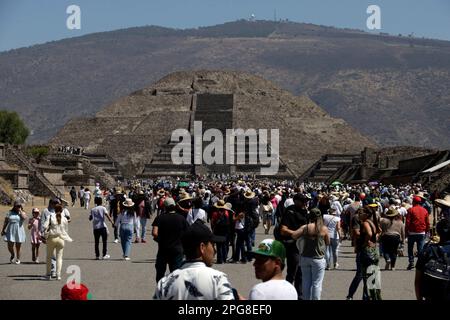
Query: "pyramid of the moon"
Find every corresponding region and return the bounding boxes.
[51,70,377,177]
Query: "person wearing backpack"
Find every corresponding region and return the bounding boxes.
[415,218,450,300]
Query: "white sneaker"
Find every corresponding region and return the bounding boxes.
[114,239,119,244]
[57,276,61,280]
[103,254,110,260]
[14,259,21,265]
[334,263,339,269]
[124,257,130,261]
[35,259,39,264]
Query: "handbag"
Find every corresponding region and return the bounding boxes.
[360,246,379,266]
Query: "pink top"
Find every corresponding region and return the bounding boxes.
[29,217,42,244]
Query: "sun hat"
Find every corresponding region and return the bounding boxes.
[436,195,450,208]
[214,199,227,209]
[178,192,193,203]
[122,198,135,207]
[252,239,286,265]
[385,208,399,218]
[157,189,165,196]
[244,190,256,199]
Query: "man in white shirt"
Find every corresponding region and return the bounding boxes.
[153,220,236,300]
[248,239,297,300]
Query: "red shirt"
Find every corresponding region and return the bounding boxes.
[405,205,429,234]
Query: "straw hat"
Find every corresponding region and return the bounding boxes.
[244,190,256,199]
[178,192,192,203]
[214,199,227,209]
[385,208,399,218]
[122,198,135,207]
[436,195,450,208]
[157,189,165,196]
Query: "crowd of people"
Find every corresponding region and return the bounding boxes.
[2,178,450,300]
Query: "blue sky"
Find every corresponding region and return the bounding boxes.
[1,0,450,52]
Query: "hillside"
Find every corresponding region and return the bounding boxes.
[1,20,449,147]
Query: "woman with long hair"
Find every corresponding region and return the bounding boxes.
[357,206,382,300]
[115,198,138,260]
[260,194,274,235]
[292,208,330,300]
[43,204,72,280]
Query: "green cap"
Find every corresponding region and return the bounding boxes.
[252,239,286,264]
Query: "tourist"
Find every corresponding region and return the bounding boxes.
[134,190,152,243]
[1,200,27,264]
[380,208,405,270]
[69,186,77,207]
[279,193,309,299]
[210,200,230,264]
[260,194,274,235]
[153,220,235,300]
[28,208,42,263]
[292,208,329,300]
[83,187,91,210]
[405,196,430,270]
[115,198,138,260]
[89,197,114,260]
[43,204,72,280]
[323,207,342,270]
[152,197,188,282]
[187,197,207,225]
[358,206,382,300]
[249,239,297,300]
[415,218,450,300]
[78,186,85,208]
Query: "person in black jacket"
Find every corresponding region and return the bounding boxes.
[280,193,310,299]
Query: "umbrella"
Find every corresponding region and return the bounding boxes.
[178,181,189,188]
[330,181,342,186]
[368,181,379,186]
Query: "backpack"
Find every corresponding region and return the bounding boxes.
[422,244,450,300]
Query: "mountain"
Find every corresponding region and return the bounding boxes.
[1,20,449,148]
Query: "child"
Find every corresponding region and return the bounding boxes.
[28,208,42,263]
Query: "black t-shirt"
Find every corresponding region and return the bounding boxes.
[152,212,188,253]
[280,205,308,242]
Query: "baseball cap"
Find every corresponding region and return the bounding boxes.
[252,239,286,265]
[163,197,176,207]
[182,220,226,248]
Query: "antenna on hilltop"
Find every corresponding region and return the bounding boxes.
[249,13,255,22]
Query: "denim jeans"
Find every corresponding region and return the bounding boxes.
[407,234,426,264]
[139,217,148,240]
[119,224,133,257]
[325,238,339,267]
[300,256,326,300]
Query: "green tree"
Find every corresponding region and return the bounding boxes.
[27,146,49,164]
[0,110,30,144]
